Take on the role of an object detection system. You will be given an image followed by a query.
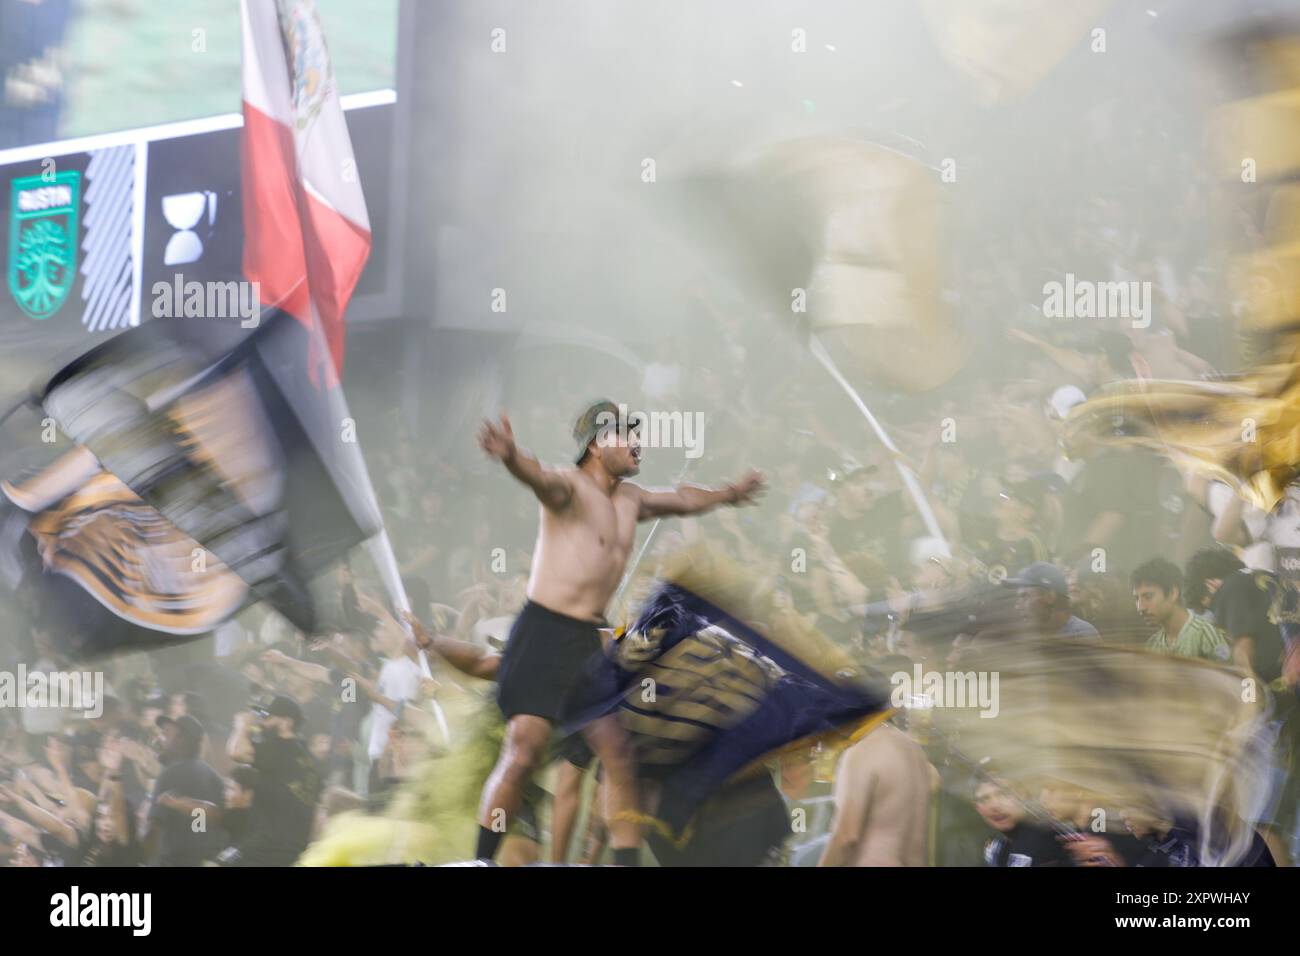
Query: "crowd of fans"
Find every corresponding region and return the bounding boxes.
[2,149,1298,865]
[2,303,1294,866]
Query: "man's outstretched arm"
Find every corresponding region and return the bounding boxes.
[402,611,501,681]
[478,412,574,511]
[635,469,766,521]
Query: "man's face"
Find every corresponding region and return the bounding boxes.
[225,779,253,809]
[595,425,641,477]
[1015,586,1055,626]
[1134,583,1178,627]
[974,782,1022,833]
[264,715,294,738]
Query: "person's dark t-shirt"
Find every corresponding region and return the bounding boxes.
[148,757,225,866]
[330,690,366,747]
[1211,569,1286,684]
[238,734,322,865]
[983,823,1073,867]
[322,668,366,777]
[1065,451,1164,571]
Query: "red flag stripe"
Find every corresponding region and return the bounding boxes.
[240,102,311,324]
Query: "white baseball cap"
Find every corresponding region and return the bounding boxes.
[1047,385,1087,421]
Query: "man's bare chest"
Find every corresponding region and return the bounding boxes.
[573,488,638,554]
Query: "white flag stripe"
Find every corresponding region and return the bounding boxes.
[242,0,369,233]
[296,96,370,230]
[240,0,295,124]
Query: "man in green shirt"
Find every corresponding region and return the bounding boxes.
[1131,558,1230,662]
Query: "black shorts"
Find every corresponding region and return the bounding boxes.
[496,600,604,724]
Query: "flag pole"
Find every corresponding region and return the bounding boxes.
[366,527,452,745]
[808,334,951,558]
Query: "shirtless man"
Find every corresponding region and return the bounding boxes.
[473,400,764,864]
[818,720,938,867]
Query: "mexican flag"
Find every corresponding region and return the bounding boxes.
[240,0,372,382]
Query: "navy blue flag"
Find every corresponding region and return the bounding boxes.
[567,546,891,840]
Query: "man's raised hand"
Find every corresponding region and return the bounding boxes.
[729,469,767,506]
[399,609,433,651]
[477,413,516,463]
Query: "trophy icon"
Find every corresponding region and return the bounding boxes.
[162,191,217,266]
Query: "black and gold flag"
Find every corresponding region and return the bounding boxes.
[2,309,385,655]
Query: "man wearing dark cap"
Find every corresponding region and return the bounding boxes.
[1005,561,1100,640]
[473,400,764,864]
[144,713,225,865]
[227,694,322,866]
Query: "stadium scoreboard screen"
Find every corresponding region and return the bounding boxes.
[0,90,403,372]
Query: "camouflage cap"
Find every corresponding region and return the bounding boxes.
[572,399,642,465]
